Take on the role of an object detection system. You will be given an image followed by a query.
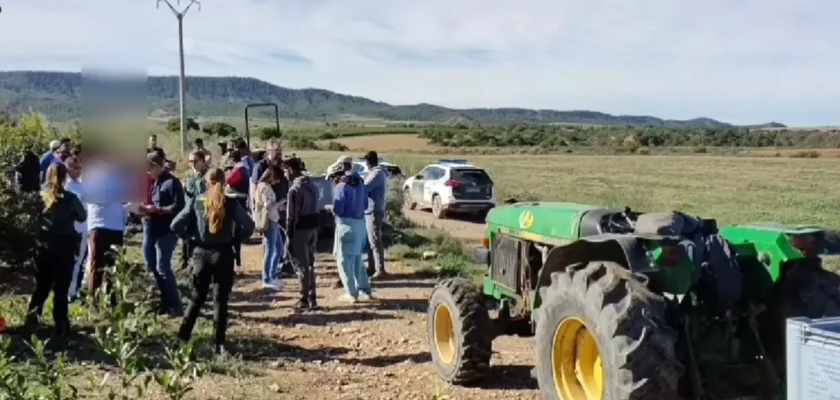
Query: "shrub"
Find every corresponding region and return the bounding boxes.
[166,118,199,132]
[789,150,821,158]
[325,141,349,151]
[286,136,319,150]
[0,113,53,270]
[259,126,282,141]
[201,122,236,137]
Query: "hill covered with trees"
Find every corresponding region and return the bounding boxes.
[0,70,780,128]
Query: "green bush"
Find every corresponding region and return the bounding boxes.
[285,136,319,150]
[325,141,349,151]
[165,118,199,132]
[258,126,281,141]
[201,122,236,137]
[0,113,53,270]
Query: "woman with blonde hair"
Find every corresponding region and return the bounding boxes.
[25,163,86,341]
[254,164,286,290]
[171,168,254,353]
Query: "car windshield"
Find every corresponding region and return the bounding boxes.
[450,168,492,184]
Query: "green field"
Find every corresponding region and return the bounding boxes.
[297,151,840,228]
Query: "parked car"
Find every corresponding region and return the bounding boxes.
[402,159,496,219]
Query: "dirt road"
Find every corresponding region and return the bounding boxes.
[403,207,487,242]
[195,241,538,400]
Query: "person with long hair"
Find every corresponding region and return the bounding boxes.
[171,168,254,353]
[140,152,185,316]
[255,164,285,290]
[25,163,86,341]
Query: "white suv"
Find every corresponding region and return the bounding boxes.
[403,159,496,219]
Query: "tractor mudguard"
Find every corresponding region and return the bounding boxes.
[534,235,652,303]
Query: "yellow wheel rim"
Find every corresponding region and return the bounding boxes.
[552,317,605,400]
[433,304,456,364]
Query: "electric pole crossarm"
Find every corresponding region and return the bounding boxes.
[157,0,179,16]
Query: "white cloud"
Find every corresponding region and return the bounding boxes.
[0,0,837,125]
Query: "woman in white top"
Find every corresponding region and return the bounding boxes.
[255,164,286,290]
[63,155,87,301]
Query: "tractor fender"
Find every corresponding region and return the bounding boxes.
[535,235,651,295]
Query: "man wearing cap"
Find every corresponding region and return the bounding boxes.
[362,151,388,278]
[140,152,186,316]
[40,138,71,183]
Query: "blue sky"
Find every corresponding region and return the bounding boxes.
[0,0,838,126]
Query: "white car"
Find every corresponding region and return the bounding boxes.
[403,159,496,219]
[351,158,403,177]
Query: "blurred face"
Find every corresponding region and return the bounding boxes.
[266,147,282,163]
[149,136,157,147]
[189,154,206,173]
[66,156,81,178]
[282,167,292,182]
[147,163,164,179]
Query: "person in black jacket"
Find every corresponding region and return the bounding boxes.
[15,150,40,192]
[171,168,254,353]
[25,163,87,340]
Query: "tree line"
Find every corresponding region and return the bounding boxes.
[418,124,840,149]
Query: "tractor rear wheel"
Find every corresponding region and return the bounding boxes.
[761,258,840,376]
[534,261,683,400]
[427,277,492,385]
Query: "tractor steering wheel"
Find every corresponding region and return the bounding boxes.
[606,208,636,234]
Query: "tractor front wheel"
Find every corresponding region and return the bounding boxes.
[534,261,683,400]
[427,277,492,385]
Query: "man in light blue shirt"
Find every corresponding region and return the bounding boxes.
[362,151,388,278]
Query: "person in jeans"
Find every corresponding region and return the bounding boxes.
[362,151,388,279]
[180,150,208,271]
[25,164,86,342]
[64,155,88,301]
[141,153,185,316]
[172,168,254,354]
[283,157,321,310]
[326,162,372,303]
[256,165,285,290]
[250,139,291,274]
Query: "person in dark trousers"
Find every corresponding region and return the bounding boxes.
[15,150,41,192]
[181,150,209,270]
[282,157,321,311]
[225,150,250,270]
[172,168,254,353]
[140,152,186,316]
[362,151,388,278]
[25,163,86,342]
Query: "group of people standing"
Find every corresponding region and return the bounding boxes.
[18,133,390,353]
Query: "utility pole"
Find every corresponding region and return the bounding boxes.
[157,0,200,156]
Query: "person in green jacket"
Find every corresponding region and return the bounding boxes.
[171,167,254,353]
[26,163,87,341]
[180,150,209,270]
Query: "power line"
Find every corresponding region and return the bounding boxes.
[157,0,201,157]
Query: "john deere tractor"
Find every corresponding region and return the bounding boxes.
[426,202,840,399]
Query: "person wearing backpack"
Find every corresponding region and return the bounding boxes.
[171,168,254,353]
[25,163,86,342]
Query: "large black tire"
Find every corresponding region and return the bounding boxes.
[534,261,683,400]
[760,258,840,376]
[427,277,492,385]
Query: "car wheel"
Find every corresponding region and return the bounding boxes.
[432,195,447,219]
[404,188,417,210]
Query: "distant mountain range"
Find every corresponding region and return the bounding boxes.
[0,70,786,128]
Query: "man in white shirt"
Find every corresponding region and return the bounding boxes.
[64,155,88,301]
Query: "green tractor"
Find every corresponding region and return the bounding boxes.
[426,202,840,399]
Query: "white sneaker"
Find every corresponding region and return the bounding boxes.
[272,279,286,289]
[337,294,358,304]
[263,282,279,290]
[358,291,375,301]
